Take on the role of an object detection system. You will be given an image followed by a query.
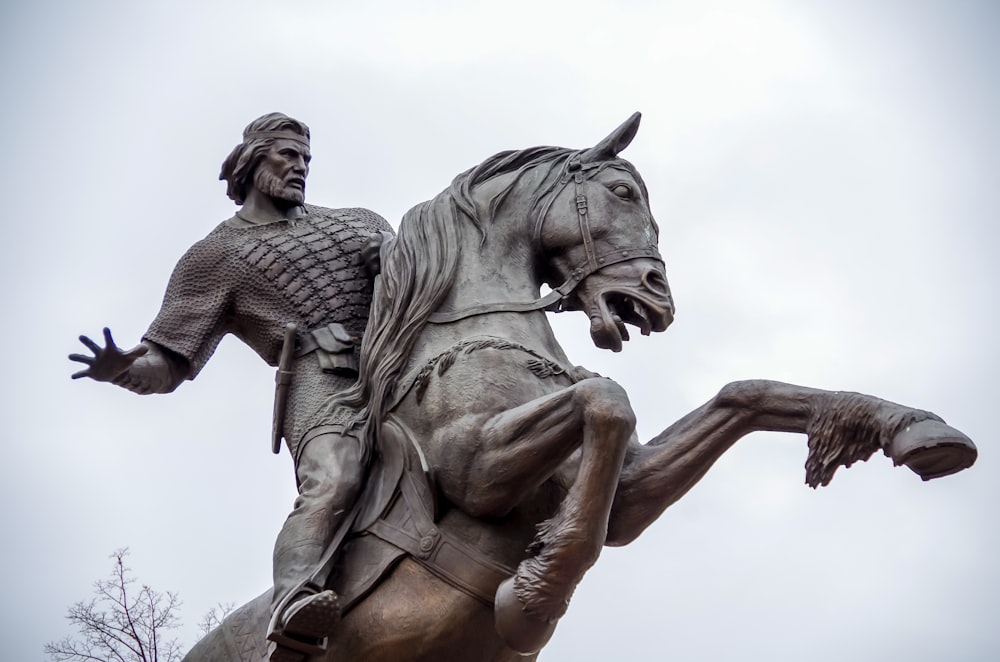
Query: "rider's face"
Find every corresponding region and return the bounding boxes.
[254,138,311,205]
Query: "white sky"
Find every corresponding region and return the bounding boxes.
[2,1,998,660]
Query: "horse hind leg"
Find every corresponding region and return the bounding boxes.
[493,377,636,655]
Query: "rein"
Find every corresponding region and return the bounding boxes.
[427,157,662,325]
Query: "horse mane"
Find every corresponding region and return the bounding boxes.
[321,144,649,463]
[316,146,573,459]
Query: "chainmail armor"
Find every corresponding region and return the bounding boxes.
[144,204,393,459]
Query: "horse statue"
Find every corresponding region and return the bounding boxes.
[184,113,977,662]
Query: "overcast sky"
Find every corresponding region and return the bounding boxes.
[2,1,998,660]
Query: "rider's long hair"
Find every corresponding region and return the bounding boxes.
[219,113,311,205]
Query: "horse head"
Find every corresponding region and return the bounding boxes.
[537,112,675,351]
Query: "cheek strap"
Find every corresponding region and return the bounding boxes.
[428,160,661,324]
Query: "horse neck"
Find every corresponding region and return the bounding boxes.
[414,211,571,368]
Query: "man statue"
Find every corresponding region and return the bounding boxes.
[70,112,393,661]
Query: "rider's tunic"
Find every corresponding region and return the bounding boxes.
[143,204,393,460]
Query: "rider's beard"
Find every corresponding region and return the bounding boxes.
[255,168,305,206]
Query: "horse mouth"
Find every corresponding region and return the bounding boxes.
[590,290,673,352]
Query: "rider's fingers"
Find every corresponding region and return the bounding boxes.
[124,345,149,359]
[68,353,95,365]
[70,368,91,379]
[78,335,101,354]
[102,327,117,349]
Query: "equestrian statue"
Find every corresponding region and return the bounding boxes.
[120,113,976,661]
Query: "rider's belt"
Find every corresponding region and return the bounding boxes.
[295,322,358,377]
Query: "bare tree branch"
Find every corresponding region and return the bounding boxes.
[45,549,182,662]
[197,602,235,637]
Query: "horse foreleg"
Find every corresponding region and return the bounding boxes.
[446,377,631,518]
[457,377,635,654]
[605,379,977,547]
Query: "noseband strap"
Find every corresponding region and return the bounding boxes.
[427,159,662,325]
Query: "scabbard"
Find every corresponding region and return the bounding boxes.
[271,323,298,454]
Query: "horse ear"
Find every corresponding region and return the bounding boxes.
[580,112,642,163]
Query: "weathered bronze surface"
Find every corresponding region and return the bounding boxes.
[77,113,977,662]
[70,113,394,661]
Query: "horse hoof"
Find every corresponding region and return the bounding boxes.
[494,577,558,655]
[887,419,977,480]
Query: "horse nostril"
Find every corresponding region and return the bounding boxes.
[641,269,670,297]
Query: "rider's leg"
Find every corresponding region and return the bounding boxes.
[270,429,363,636]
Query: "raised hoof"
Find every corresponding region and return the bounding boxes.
[887,419,977,481]
[494,577,558,655]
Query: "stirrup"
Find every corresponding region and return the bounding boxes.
[266,640,307,662]
[267,585,340,660]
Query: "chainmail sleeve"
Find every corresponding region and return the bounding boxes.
[143,230,236,379]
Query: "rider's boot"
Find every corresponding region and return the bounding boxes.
[267,582,341,661]
[266,430,363,661]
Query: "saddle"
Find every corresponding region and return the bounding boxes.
[331,415,516,613]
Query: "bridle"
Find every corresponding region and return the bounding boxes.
[427,157,663,325]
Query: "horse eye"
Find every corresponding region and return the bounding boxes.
[612,184,632,199]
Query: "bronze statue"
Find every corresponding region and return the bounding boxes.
[69,113,393,662]
[181,113,977,661]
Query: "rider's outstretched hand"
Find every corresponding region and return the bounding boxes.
[69,327,148,382]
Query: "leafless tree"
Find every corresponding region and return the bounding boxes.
[196,602,235,636]
[45,548,183,662]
